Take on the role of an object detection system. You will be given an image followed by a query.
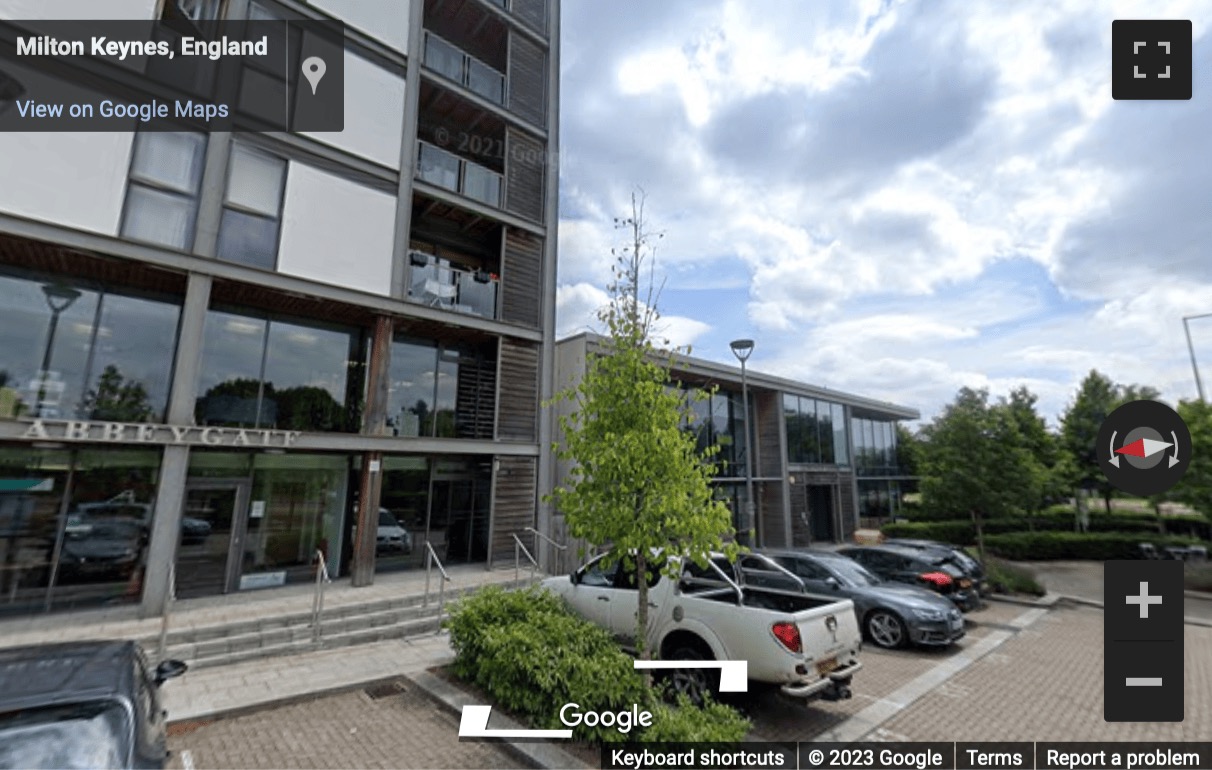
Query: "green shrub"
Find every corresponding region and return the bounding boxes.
[881,520,974,544]
[444,585,751,745]
[639,695,750,743]
[981,556,1045,596]
[983,532,1201,561]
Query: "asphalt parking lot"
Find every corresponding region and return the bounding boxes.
[164,596,1212,769]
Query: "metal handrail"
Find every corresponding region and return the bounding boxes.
[311,549,332,644]
[523,526,566,576]
[424,541,452,633]
[513,533,539,584]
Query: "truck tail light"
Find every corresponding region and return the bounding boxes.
[771,621,801,653]
[919,571,953,589]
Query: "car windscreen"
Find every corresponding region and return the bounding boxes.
[0,700,130,769]
[824,558,881,587]
[378,510,397,527]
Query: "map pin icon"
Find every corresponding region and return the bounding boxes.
[302,56,326,95]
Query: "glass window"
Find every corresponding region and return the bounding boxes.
[386,338,493,439]
[462,162,501,207]
[818,401,834,465]
[121,132,207,250]
[195,309,363,433]
[424,33,464,82]
[800,398,820,463]
[831,403,848,466]
[467,58,505,104]
[0,271,179,423]
[782,393,800,463]
[417,142,460,191]
[217,143,286,270]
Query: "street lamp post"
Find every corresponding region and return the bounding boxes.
[1183,313,1212,403]
[36,284,82,417]
[730,339,755,547]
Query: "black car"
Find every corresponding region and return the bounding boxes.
[882,538,989,596]
[837,544,981,612]
[0,641,187,769]
[744,550,966,649]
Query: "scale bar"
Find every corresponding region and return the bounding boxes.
[1125,677,1163,687]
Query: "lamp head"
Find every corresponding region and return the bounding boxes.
[729,338,755,362]
[41,284,82,311]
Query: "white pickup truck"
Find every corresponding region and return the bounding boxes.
[542,551,862,703]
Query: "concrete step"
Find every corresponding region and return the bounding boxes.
[144,577,537,670]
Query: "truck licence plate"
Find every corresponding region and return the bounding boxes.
[816,657,838,676]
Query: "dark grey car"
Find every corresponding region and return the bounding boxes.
[0,641,187,769]
[742,550,965,649]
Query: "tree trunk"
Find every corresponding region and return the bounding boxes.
[971,508,987,568]
[1103,488,1113,516]
[635,549,652,688]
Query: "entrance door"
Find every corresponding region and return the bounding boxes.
[177,480,250,599]
[807,485,836,543]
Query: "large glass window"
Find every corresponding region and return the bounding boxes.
[0,270,180,423]
[831,403,848,466]
[0,448,162,618]
[385,338,495,439]
[216,143,287,270]
[195,309,365,432]
[121,132,207,251]
[818,401,834,464]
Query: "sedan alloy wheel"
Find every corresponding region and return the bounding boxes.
[866,609,907,649]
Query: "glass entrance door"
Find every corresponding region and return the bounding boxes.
[177,481,250,599]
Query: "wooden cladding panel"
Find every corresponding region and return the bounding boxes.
[490,456,537,565]
[497,339,539,441]
[507,34,547,127]
[510,0,548,35]
[755,391,784,478]
[838,471,857,540]
[504,129,545,224]
[758,480,786,549]
[501,228,542,328]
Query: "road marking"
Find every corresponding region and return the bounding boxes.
[181,749,195,770]
[632,660,749,692]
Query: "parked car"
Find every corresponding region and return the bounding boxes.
[59,519,146,583]
[744,550,965,649]
[0,640,187,769]
[179,516,211,545]
[882,538,989,596]
[543,550,863,704]
[376,509,412,555]
[837,544,981,612]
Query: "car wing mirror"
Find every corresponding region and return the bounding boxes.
[825,577,840,590]
[570,571,579,585]
[155,659,188,686]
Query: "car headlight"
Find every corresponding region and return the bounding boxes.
[911,608,945,621]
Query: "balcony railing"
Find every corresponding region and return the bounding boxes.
[423,30,506,105]
[416,141,503,208]
[406,251,499,319]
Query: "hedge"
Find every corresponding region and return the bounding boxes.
[982,532,1202,561]
[444,584,750,744]
[882,515,1209,545]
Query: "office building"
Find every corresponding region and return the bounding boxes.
[0,0,559,618]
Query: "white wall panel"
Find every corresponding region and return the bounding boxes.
[277,162,396,295]
[0,0,157,20]
[307,0,409,52]
[300,50,404,170]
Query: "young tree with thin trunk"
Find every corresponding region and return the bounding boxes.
[548,192,734,682]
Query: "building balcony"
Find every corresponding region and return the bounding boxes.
[416,140,503,209]
[423,30,506,105]
[405,250,499,319]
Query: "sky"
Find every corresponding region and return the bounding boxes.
[553,0,1212,427]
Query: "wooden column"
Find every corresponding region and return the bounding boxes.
[351,315,393,587]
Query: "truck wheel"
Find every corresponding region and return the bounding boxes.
[664,645,719,706]
[866,610,908,649]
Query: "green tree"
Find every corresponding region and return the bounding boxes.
[894,423,922,478]
[1171,399,1212,523]
[1001,386,1059,512]
[82,364,155,422]
[1059,370,1119,515]
[548,193,734,675]
[919,387,1038,564]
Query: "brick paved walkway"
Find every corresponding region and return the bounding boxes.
[875,603,1211,741]
[167,685,525,770]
